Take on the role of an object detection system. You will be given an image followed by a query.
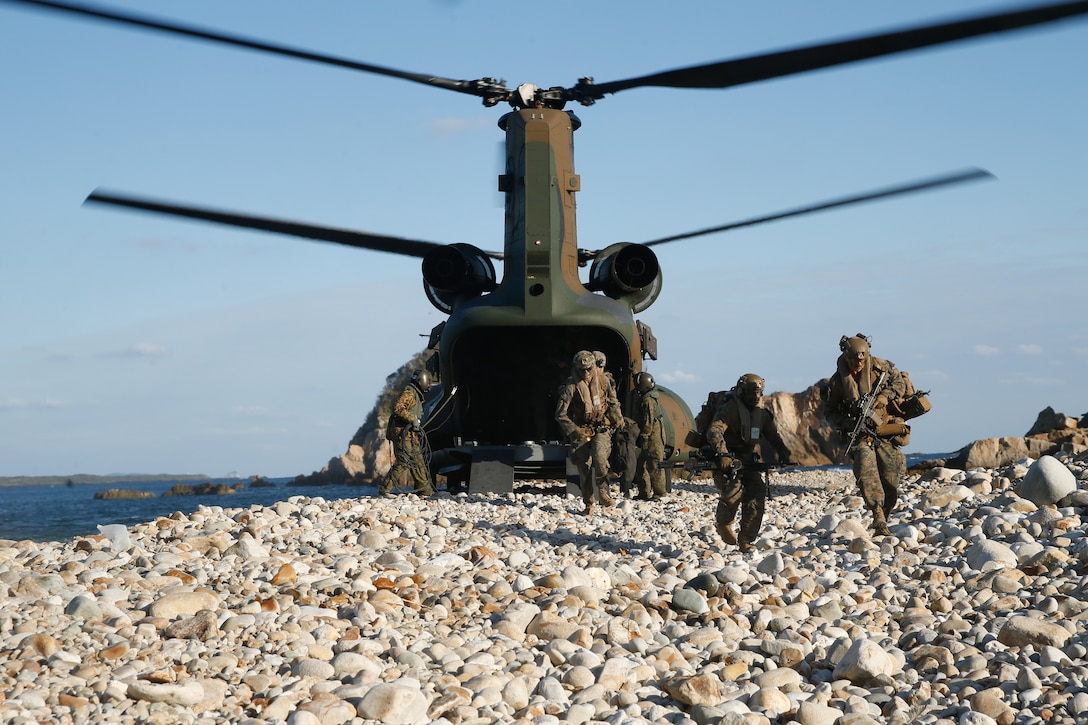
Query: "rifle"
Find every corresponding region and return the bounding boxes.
[659,450,770,487]
[845,371,887,454]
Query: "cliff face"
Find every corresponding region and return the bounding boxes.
[762,381,840,467]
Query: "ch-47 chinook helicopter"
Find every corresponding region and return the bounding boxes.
[5,0,1088,490]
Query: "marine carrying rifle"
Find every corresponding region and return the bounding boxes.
[845,371,887,454]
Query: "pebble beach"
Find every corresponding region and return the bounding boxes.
[2,459,1087,725]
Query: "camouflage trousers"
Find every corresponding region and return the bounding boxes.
[380,433,434,496]
[850,438,904,517]
[634,437,666,499]
[713,467,766,545]
[570,431,613,504]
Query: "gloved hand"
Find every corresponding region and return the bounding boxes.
[570,427,593,444]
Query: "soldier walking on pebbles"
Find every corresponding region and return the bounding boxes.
[707,373,794,552]
[633,372,668,500]
[823,334,908,535]
[556,350,623,514]
[379,369,436,497]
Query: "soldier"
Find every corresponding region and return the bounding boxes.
[633,372,668,500]
[592,351,623,502]
[379,369,436,497]
[823,334,908,535]
[707,373,793,552]
[555,350,623,514]
[610,416,639,498]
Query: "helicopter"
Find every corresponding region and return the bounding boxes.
[3,0,1086,489]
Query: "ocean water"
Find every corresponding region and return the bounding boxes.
[0,479,372,543]
[1,452,948,543]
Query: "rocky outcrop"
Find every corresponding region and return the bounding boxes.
[161,483,238,497]
[1026,406,1081,436]
[294,352,431,487]
[946,436,1056,470]
[946,407,1088,470]
[764,382,839,467]
[93,488,155,500]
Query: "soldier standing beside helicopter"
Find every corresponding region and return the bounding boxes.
[707,374,793,552]
[556,350,623,514]
[593,351,625,501]
[379,369,436,497]
[633,372,668,500]
[823,334,908,536]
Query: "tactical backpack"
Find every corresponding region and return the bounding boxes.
[889,370,932,421]
[685,390,733,448]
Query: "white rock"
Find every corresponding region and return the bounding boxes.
[832,638,901,683]
[126,681,205,707]
[356,682,430,724]
[966,539,1018,571]
[1020,455,1077,506]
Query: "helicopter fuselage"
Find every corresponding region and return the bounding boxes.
[419,108,693,484]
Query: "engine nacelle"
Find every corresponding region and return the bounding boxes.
[588,242,662,313]
[422,243,497,313]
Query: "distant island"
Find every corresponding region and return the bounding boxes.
[0,474,215,488]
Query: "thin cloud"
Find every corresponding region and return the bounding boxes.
[997,372,1064,386]
[0,398,66,411]
[103,343,167,359]
[427,117,494,137]
[972,345,1000,357]
[1016,344,1043,355]
[230,405,278,417]
[657,370,701,385]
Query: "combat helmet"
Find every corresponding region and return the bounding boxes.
[410,369,434,392]
[735,373,764,406]
[572,350,596,372]
[635,371,656,394]
[839,333,871,361]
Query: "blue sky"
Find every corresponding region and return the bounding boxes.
[2,1,1085,477]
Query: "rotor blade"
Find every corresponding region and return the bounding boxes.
[642,168,995,248]
[86,190,503,260]
[2,0,501,99]
[581,1,1088,99]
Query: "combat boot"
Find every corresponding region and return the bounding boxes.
[583,500,595,516]
[716,524,737,546]
[599,486,616,507]
[872,508,891,536]
[738,539,753,553]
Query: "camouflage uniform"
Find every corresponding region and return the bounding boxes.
[634,386,667,500]
[380,380,434,496]
[593,352,624,503]
[556,351,623,513]
[706,375,791,550]
[610,417,639,497]
[823,335,907,534]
